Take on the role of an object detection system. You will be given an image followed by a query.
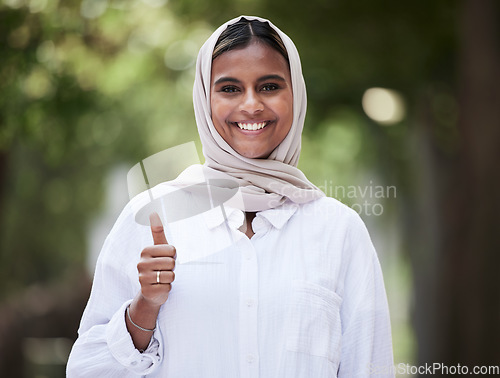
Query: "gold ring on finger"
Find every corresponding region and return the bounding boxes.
[156,270,161,284]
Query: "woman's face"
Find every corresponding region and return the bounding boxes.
[210,41,293,159]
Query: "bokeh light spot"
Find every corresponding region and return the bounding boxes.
[36,40,55,63]
[29,0,47,13]
[362,87,406,125]
[22,67,54,99]
[80,0,108,19]
[164,40,198,71]
[4,0,25,9]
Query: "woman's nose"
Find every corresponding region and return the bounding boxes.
[239,90,264,114]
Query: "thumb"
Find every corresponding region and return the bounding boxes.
[149,212,168,245]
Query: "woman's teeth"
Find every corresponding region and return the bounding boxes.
[237,122,267,131]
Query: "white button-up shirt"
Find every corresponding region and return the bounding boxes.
[67,185,394,377]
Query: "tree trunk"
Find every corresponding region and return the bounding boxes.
[415,0,500,372]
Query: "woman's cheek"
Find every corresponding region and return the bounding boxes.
[211,99,231,121]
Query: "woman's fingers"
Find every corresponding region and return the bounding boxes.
[136,212,177,306]
[141,244,176,258]
[138,269,175,285]
[137,253,175,276]
[137,256,175,273]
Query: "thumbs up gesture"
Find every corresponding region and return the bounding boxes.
[137,212,176,307]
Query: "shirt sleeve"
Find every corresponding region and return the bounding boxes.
[337,212,395,377]
[66,206,163,377]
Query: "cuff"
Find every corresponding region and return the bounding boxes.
[105,300,162,375]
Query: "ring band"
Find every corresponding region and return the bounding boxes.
[156,270,161,284]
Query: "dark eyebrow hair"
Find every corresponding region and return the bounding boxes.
[213,74,287,87]
[258,74,287,83]
[213,77,241,86]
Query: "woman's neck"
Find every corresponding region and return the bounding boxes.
[240,212,257,239]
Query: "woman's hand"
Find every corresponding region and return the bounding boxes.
[126,212,176,351]
[137,212,176,306]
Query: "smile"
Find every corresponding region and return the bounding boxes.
[236,121,268,131]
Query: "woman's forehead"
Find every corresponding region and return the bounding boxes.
[210,42,291,83]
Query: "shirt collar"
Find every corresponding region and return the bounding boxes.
[257,200,299,229]
[202,199,299,230]
[202,206,242,230]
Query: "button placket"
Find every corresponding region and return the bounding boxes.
[238,239,259,378]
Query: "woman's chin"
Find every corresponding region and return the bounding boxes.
[236,148,272,159]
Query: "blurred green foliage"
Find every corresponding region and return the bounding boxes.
[0,0,210,297]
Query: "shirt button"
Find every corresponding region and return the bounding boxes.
[246,354,255,363]
[246,299,255,307]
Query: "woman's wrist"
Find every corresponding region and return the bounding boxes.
[126,304,155,332]
[125,294,162,351]
[129,295,161,329]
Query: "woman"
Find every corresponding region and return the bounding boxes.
[67,15,394,377]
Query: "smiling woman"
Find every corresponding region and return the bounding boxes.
[210,41,293,158]
[67,16,395,378]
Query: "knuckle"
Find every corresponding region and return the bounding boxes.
[140,247,150,257]
[169,271,175,282]
[169,258,176,270]
[166,245,176,256]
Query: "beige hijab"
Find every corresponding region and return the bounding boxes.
[188,15,324,212]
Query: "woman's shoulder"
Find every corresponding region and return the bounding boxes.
[292,196,372,242]
[297,197,378,261]
[297,196,362,225]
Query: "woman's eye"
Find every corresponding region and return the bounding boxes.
[221,86,239,93]
[261,83,279,92]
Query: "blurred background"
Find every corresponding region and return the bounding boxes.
[1,0,499,376]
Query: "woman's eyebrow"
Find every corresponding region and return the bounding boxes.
[213,77,240,86]
[258,74,286,83]
[213,74,287,87]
